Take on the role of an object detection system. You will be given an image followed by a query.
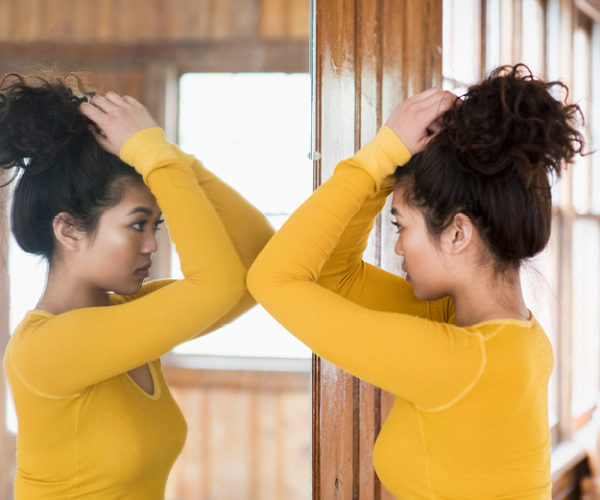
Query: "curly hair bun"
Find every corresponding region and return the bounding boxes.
[0,74,93,174]
[441,64,584,186]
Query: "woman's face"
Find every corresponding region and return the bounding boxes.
[77,182,163,296]
[391,186,452,300]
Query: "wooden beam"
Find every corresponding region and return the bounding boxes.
[0,39,309,73]
[163,364,310,392]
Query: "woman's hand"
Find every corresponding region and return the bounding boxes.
[385,88,457,154]
[79,92,159,156]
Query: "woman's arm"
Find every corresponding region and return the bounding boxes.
[247,90,478,410]
[9,95,246,398]
[108,141,274,331]
[315,133,453,322]
[172,147,274,332]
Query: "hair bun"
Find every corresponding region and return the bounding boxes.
[0,74,93,174]
[439,64,584,186]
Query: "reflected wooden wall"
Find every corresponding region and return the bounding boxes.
[0,0,310,92]
[0,0,309,43]
[312,1,442,499]
[163,365,311,500]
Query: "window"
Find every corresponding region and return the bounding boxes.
[6,191,48,434]
[570,11,600,423]
[442,0,482,91]
[443,0,600,449]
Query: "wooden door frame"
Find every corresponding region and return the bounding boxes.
[311,1,443,498]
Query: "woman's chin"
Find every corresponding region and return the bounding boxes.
[110,282,144,297]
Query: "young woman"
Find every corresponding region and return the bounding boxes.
[248,65,584,498]
[2,75,273,499]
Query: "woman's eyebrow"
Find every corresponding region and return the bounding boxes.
[126,206,154,217]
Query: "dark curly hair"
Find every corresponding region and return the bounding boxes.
[0,73,143,261]
[395,64,585,270]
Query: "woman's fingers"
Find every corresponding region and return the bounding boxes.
[87,124,109,148]
[122,95,140,106]
[414,89,456,125]
[103,91,127,106]
[85,94,115,114]
[433,90,456,117]
[79,92,159,156]
[407,87,445,104]
[384,88,458,154]
[80,101,107,124]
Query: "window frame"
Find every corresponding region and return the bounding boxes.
[442,0,600,455]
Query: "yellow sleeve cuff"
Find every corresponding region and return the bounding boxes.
[352,125,412,189]
[119,127,179,181]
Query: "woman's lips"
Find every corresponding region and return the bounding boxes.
[135,264,151,278]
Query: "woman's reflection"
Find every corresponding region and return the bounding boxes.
[1,74,273,499]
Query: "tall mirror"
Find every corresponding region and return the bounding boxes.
[0,1,312,499]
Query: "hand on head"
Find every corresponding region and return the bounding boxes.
[385,88,457,154]
[79,92,159,156]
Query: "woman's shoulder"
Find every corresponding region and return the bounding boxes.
[467,315,553,368]
[10,309,54,337]
[5,310,55,368]
[466,313,545,338]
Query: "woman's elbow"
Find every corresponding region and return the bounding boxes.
[222,258,247,304]
[246,258,269,303]
[197,255,246,309]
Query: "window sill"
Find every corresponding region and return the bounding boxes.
[162,352,311,373]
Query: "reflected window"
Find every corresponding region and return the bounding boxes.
[171,72,312,359]
[7,194,48,434]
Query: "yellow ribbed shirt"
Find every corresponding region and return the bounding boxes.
[5,128,273,499]
[248,126,553,499]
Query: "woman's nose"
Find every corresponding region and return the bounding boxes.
[394,237,403,256]
[142,232,158,254]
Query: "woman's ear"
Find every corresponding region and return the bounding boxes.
[441,213,474,255]
[53,212,85,253]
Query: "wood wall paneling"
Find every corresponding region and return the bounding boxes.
[163,0,214,40]
[312,1,359,498]
[260,0,311,39]
[69,0,100,43]
[313,1,442,499]
[163,367,310,500]
[0,0,310,43]
[0,1,9,39]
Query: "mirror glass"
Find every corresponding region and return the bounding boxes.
[4,1,313,499]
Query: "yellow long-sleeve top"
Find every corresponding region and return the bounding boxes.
[5,128,273,499]
[247,126,553,499]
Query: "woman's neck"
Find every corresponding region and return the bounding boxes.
[36,262,110,315]
[450,266,529,327]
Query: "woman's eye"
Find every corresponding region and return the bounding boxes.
[132,221,146,232]
[391,220,403,234]
[153,219,165,232]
